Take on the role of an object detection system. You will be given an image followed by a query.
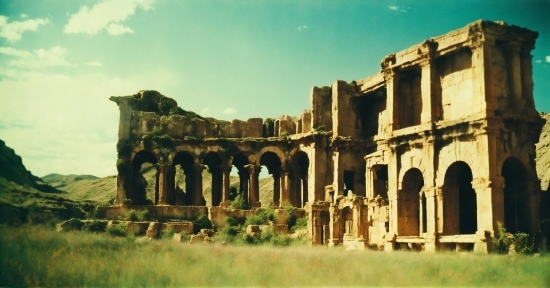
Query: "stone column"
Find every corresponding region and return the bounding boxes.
[469,36,495,116]
[302,175,309,207]
[272,172,281,206]
[504,42,524,110]
[156,164,175,205]
[384,69,399,132]
[238,169,249,204]
[526,181,541,234]
[280,167,290,205]
[192,164,205,206]
[245,164,261,207]
[328,205,341,247]
[210,166,222,206]
[220,165,232,204]
[423,186,438,252]
[419,44,435,123]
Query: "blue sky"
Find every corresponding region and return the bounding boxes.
[0,0,549,177]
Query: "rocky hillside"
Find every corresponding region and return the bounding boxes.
[0,140,91,225]
[536,112,550,192]
[0,140,57,193]
[42,174,99,190]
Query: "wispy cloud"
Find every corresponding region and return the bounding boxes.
[388,5,410,13]
[201,107,211,114]
[0,46,74,68]
[223,107,237,114]
[0,119,34,130]
[546,55,550,63]
[20,14,29,19]
[0,15,49,43]
[85,61,102,67]
[536,60,542,63]
[297,25,308,31]
[63,0,154,35]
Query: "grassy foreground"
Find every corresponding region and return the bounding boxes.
[1,225,549,287]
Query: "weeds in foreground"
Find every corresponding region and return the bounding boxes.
[1,225,549,287]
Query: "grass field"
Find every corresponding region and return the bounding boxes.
[1,225,549,287]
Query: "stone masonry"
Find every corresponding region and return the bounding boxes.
[110,20,544,253]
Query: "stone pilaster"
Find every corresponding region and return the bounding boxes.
[220,165,232,204]
[156,164,174,205]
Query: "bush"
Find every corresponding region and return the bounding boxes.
[106,223,127,237]
[63,218,84,231]
[231,194,248,210]
[137,210,149,221]
[192,214,212,234]
[282,204,297,229]
[291,217,308,232]
[161,229,175,239]
[492,222,535,254]
[245,207,275,226]
[510,232,534,254]
[82,221,107,233]
[127,210,138,221]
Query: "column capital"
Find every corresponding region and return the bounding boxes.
[244,164,262,175]
[192,163,206,171]
[217,165,232,173]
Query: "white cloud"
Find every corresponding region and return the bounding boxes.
[297,25,308,30]
[223,107,237,114]
[536,60,542,63]
[106,23,134,35]
[201,107,211,114]
[64,0,154,35]
[20,14,29,19]
[546,56,550,63]
[0,68,181,177]
[0,15,49,42]
[85,61,102,67]
[388,5,410,13]
[0,46,74,68]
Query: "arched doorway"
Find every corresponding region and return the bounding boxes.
[443,161,477,235]
[172,152,195,205]
[398,168,424,236]
[291,151,309,208]
[131,151,158,205]
[202,152,223,206]
[259,151,282,207]
[502,157,529,233]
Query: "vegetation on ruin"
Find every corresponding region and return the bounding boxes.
[493,222,536,254]
[1,225,549,287]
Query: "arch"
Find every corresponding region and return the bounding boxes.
[131,150,159,205]
[202,151,223,206]
[290,151,310,208]
[443,161,477,235]
[254,146,285,165]
[502,157,529,233]
[172,151,195,205]
[259,151,283,206]
[398,168,424,236]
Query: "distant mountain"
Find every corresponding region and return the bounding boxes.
[0,140,57,193]
[42,174,99,189]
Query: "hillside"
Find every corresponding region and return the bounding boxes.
[0,140,90,225]
[0,140,57,193]
[42,174,99,190]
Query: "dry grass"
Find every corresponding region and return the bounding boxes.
[1,225,549,287]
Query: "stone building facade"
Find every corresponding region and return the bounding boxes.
[110,20,544,252]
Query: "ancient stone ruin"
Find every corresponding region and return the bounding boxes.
[108,20,544,252]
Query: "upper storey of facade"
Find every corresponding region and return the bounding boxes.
[111,20,539,142]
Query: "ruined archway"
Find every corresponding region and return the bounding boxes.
[398,168,424,236]
[202,152,223,206]
[172,152,195,205]
[131,150,158,205]
[290,151,309,208]
[259,151,282,206]
[443,161,477,235]
[502,157,529,233]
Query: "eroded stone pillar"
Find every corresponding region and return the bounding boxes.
[272,172,281,206]
[220,165,232,204]
[504,42,524,110]
[192,164,205,206]
[245,164,261,207]
[423,186,438,252]
[280,167,290,205]
[156,164,174,205]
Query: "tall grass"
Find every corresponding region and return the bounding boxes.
[1,225,549,287]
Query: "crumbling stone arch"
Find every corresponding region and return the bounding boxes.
[435,142,480,187]
[398,168,424,236]
[258,151,283,207]
[252,146,286,165]
[442,161,477,235]
[131,150,159,205]
[172,151,200,205]
[501,157,530,233]
[230,153,250,203]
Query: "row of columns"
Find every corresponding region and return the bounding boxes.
[151,163,303,208]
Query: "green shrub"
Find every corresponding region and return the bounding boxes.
[137,210,149,221]
[161,229,175,239]
[492,222,535,254]
[282,204,297,229]
[106,223,127,237]
[82,221,107,233]
[230,194,248,210]
[510,232,534,254]
[127,210,138,221]
[63,218,84,231]
[192,214,212,234]
[122,199,132,206]
[229,186,238,201]
[291,217,308,232]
